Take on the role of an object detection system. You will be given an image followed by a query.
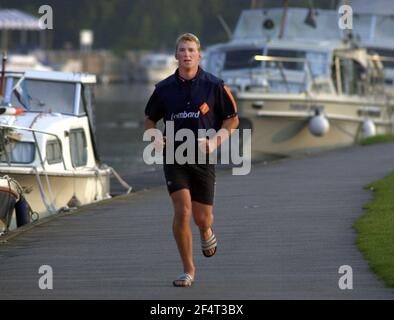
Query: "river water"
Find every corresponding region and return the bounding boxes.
[94,83,159,176]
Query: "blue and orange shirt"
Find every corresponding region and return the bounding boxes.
[145,67,238,137]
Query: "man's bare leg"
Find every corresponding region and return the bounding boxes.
[170,189,195,279]
[192,201,216,257]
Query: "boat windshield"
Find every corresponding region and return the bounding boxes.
[223,48,328,77]
[6,77,76,114]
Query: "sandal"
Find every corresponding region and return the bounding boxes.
[201,228,217,258]
[173,273,194,287]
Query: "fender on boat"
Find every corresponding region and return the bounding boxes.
[361,119,376,138]
[0,107,24,116]
[308,113,330,137]
[15,195,31,227]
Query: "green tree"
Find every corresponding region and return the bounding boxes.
[2,0,339,52]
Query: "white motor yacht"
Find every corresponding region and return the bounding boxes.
[203,8,394,158]
[5,54,52,72]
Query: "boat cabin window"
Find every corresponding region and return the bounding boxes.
[7,77,76,115]
[0,141,35,164]
[223,48,262,70]
[46,140,62,164]
[69,129,87,167]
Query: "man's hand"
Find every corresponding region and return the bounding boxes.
[198,116,239,154]
[198,138,216,154]
[153,136,166,151]
[144,117,165,152]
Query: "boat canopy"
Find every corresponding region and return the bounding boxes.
[233,8,341,41]
[348,0,394,16]
[0,9,41,30]
[3,71,96,116]
[232,7,394,44]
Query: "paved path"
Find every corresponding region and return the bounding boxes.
[1,143,394,299]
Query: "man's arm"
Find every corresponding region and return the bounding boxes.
[206,83,240,152]
[216,115,239,147]
[144,117,156,130]
[222,116,240,133]
[144,117,166,147]
[202,116,239,153]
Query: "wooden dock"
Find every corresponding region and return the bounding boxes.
[1,143,394,299]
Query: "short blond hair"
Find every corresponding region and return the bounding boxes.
[175,33,201,52]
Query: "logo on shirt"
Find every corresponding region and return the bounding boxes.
[170,111,200,120]
[199,102,210,115]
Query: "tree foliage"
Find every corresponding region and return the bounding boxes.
[2,0,339,52]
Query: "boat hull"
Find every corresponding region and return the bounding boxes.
[236,95,394,158]
[0,178,19,232]
[0,193,16,231]
[0,169,111,219]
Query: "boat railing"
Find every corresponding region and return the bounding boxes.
[0,123,66,214]
[224,54,388,98]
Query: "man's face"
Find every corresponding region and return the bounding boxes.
[175,40,201,70]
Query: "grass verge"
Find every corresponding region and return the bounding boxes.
[359,134,394,146]
[353,172,394,287]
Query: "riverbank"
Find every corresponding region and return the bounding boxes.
[359,134,394,146]
[354,171,394,287]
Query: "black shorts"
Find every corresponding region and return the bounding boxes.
[163,163,216,205]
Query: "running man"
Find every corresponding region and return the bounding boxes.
[144,33,239,287]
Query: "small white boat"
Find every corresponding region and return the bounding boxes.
[3,54,52,72]
[0,70,130,231]
[133,53,177,83]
